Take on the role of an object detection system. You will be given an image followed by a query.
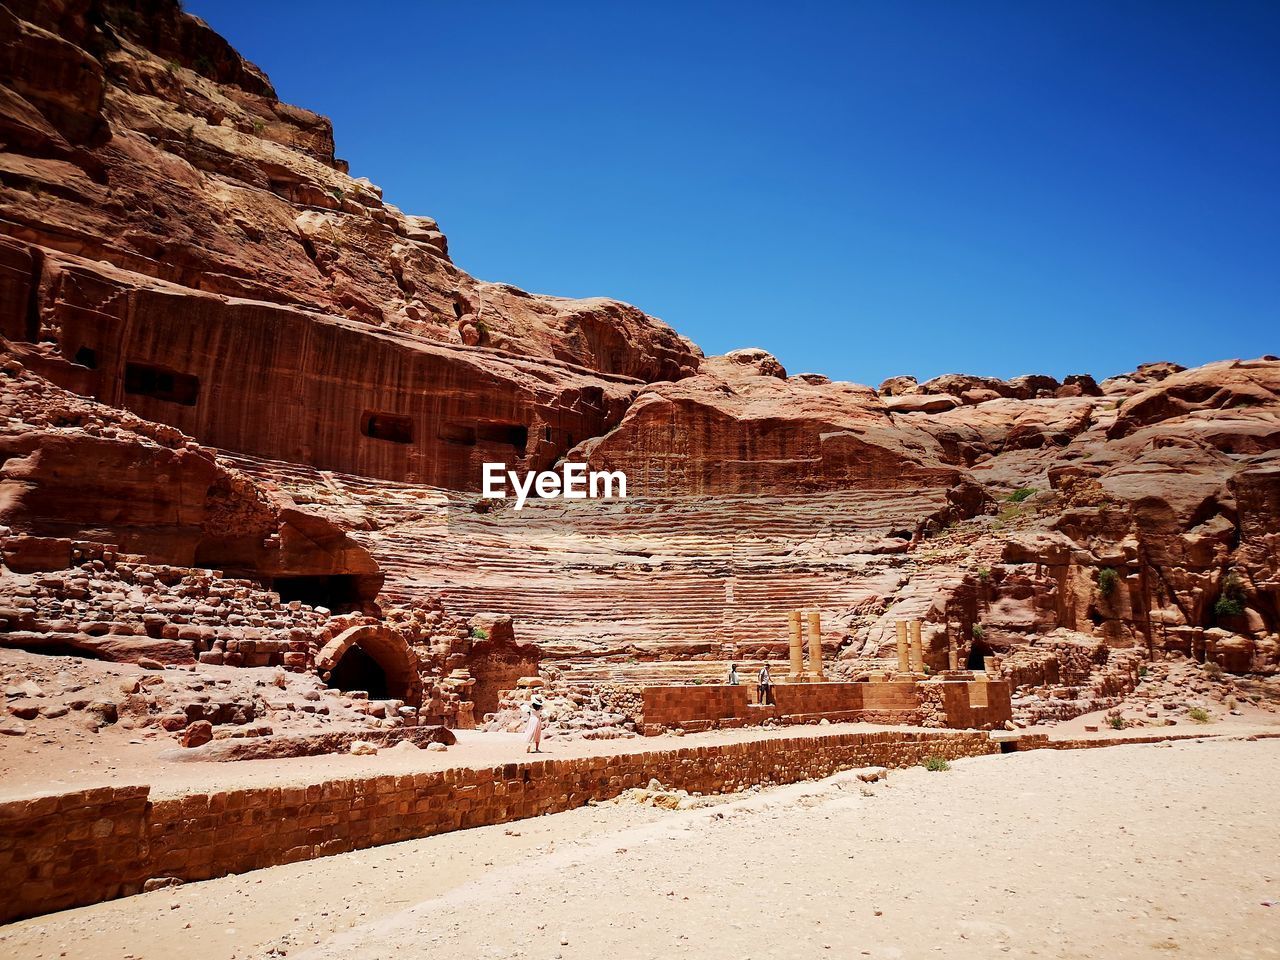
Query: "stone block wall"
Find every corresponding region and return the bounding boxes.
[0,728,998,922]
[1014,731,1280,751]
[0,785,151,922]
[640,681,927,733]
[934,679,1013,730]
[773,681,868,721]
[642,684,751,730]
[641,680,1010,734]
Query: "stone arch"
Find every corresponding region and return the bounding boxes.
[315,624,422,707]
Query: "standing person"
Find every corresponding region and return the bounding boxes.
[757,663,773,705]
[524,695,545,753]
[728,663,739,686]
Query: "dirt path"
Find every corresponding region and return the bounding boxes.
[3,737,1278,960]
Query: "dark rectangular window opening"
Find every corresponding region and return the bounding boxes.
[362,411,414,444]
[438,422,477,446]
[73,346,97,370]
[124,362,199,406]
[476,422,528,454]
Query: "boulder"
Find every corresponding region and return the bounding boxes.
[180,720,214,748]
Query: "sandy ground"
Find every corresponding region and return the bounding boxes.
[5,708,1278,801]
[0,719,935,799]
[1028,702,1280,739]
[6,647,1279,802]
[3,737,1278,960]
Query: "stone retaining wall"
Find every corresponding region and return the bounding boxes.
[642,680,1011,734]
[0,785,151,923]
[0,728,996,922]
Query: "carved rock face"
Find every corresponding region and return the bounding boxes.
[0,2,701,382]
[0,1,1277,686]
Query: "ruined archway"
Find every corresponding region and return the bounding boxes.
[328,644,390,699]
[315,624,422,707]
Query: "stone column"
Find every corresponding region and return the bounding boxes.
[806,610,824,680]
[948,637,959,672]
[896,621,910,674]
[789,610,804,680]
[910,619,924,673]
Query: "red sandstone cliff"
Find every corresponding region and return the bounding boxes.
[0,343,380,592]
[1,0,1278,722]
[578,348,980,502]
[0,0,700,489]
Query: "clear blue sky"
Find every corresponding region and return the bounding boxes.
[186,1,1279,386]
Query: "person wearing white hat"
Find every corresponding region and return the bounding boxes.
[524,695,545,753]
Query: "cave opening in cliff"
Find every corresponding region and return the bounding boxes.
[362,411,414,444]
[476,422,529,454]
[439,422,477,445]
[273,574,364,612]
[326,643,390,700]
[124,362,200,405]
[967,638,996,670]
[73,346,97,369]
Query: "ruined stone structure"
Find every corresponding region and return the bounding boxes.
[640,676,1013,734]
[313,623,422,706]
[807,610,824,680]
[0,0,1278,757]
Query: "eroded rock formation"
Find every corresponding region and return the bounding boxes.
[1,0,1278,749]
[0,0,699,491]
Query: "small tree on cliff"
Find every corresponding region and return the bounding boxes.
[1214,573,1246,619]
[1097,567,1120,598]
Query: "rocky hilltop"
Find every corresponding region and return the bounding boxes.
[1,0,1277,745]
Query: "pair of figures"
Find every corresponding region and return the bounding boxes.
[727,663,773,705]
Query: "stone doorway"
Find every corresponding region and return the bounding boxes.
[967,638,996,670]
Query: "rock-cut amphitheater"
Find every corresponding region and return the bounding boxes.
[1,0,1279,932]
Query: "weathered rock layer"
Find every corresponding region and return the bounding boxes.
[1,0,1278,750]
